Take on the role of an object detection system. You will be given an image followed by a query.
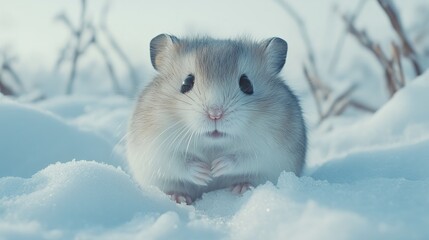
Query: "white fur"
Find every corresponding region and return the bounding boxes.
[127,35,306,201]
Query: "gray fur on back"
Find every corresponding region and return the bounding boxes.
[127,34,307,202]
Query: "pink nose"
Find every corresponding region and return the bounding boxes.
[208,107,223,120]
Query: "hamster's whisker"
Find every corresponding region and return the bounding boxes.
[156,92,193,106]
[147,123,187,169]
[240,108,278,114]
[182,92,204,108]
[117,131,130,146]
[236,95,262,106]
[225,90,251,112]
[162,82,203,107]
[161,106,206,115]
[156,123,189,183]
[184,129,196,161]
[192,84,206,106]
[223,92,242,113]
[148,120,184,149]
[168,124,192,167]
[175,127,192,159]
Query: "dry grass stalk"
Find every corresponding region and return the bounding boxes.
[100,3,139,94]
[329,0,369,72]
[343,0,424,99]
[0,79,14,96]
[0,51,24,96]
[56,0,90,94]
[56,0,137,95]
[304,64,376,124]
[275,0,375,123]
[343,14,404,97]
[377,0,422,75]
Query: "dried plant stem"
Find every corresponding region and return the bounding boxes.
[63,0,87,94]
[274,0,318,75]
[88,25,122,94]
[56,0,137,95]
[100,6,139,95]
[377,0,422,75]
[0,52,25,95]
[343,14,401,97]
[0,76,13,95]
[329,0,368,72]
[275,0,375,122]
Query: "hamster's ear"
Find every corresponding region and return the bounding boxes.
[263,37,288,75]
[150,34,179,71]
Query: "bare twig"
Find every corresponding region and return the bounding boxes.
[329,0,368,72]
[303,64,323,118]
[303,62,375,124]
[0,51,24,95]
[275,0,375,123]
[88,24,122,94]
[0,75,14,95]
[391,41,405,88]
[55,13,76,33]
[2,63,23,90]
[63,0,87,94]
[56,0,136,95]
[321,85,356,121]
[54,38,72,72]
[342,14,399,97]
[377,0,422,75]
[348,100,377,113]
[100,3,139,94]
[274,0,318,75]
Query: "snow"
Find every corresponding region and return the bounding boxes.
[0,100,121,177]
[1,0,429,238]
[308,72,429,167]
[1,71,429,239]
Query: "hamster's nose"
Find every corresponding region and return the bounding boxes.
[208,106,224,120]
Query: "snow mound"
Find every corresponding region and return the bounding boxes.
[0,161,185,238]
[309,70,429,166]
[0,102,121,178]
[36,95,132,144]
[1,71,429,239]
[228,181,371,240]
[0,161,222,239]
[312,137,429,183]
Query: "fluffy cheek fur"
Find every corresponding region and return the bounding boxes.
[128,36,306,200]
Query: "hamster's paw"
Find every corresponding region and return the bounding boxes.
[230,182,253,195]
[168,192,193,205]
[187,160,212,186]
[211,156,235,177]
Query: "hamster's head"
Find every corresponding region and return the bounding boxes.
[148,34,291,144]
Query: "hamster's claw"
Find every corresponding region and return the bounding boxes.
[230,182,253,195]
[211,156,234,177]
[168,192,192,205]
[188,160,212,186]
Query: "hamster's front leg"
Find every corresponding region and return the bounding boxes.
[211,155,236,177]
[211,155,254,194]
[166,158,211,205]
[185,159,212,186]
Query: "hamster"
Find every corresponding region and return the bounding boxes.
[127,34,306,204]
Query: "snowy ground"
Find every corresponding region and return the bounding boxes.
[1,71,429,239]
[2,0,429,239]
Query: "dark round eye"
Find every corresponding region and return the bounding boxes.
[239,74,253,95]
[181,74,195,94]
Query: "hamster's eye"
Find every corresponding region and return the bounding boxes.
[239,74,253,95]
[181,74,195,94]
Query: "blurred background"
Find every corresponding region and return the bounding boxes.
[1,0,428,126]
